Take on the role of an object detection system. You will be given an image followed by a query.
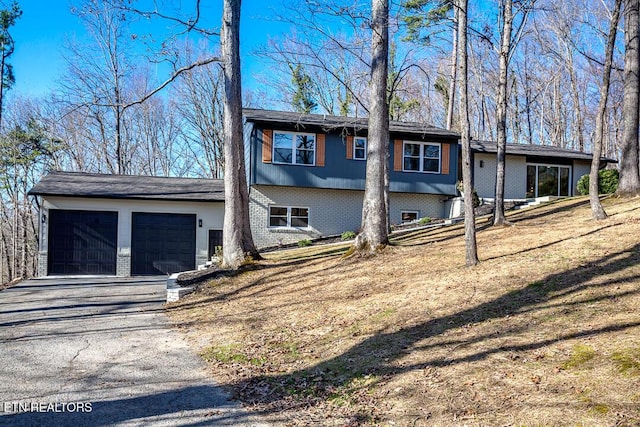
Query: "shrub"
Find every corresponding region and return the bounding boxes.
[418,217,432,225]
[341,231,357,240]
[577,169,619,195]
[297,239,312,247]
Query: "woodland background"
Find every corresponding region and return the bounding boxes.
[0,0,628,284]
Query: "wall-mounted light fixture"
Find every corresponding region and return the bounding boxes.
[42,213,47,224]
[198,219,203,228]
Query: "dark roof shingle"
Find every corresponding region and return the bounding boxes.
[243,108,460,138]
[29,171,225,201]
[470,140,617,163]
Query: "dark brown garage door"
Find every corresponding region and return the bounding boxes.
[48,209,118,275]
[131,213,196,275]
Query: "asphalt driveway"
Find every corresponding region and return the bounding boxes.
[0,277,268,426]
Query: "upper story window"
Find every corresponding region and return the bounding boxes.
[273,131,316,165]
[403,141,441,173]
[354,137,367,160]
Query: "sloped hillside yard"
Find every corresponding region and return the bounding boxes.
[167,197,640,426]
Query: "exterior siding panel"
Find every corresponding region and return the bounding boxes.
[572,160,591,195]
[474,153,527,200]
[251,126,458,196]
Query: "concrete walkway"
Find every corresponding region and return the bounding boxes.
[0,277,268,426]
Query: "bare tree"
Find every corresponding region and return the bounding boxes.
[221,0,260,268]
[172,50,226,178]
[355,0,390,253]
[617,0,640,195]
[590,0,622,220]
[494,0,535,226]
[493,0,514,226]
[458,0,478,266]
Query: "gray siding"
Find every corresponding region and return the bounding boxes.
[572,160,591,195]
[249,126,458,196]
[474,153,527,200]
[474,153,591,199]
[249,185,446,248]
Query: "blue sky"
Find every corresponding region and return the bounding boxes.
[10,1,290,97]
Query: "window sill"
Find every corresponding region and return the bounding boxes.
[272,162,317,167]
[267,227,311,233]
[401,169,441,174]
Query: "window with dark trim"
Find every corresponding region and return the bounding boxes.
[268,206,310,228]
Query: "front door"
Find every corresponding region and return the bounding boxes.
[208,230,223,260]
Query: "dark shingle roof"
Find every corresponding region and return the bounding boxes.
[470,140,617,163]
[29,171,225,201]
[243,108,460,138]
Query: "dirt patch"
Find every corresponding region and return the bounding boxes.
[167,196,640,426]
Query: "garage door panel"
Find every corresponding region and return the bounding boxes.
[131,213,196,275]
[48,210,118,275]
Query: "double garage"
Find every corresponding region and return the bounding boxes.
[30,172,225,277]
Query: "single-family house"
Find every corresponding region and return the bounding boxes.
[29,108,614,277]
[243,108,460,247]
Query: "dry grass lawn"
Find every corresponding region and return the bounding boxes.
[167,196,640,426]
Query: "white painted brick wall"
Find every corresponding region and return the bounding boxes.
[250,185,445,248]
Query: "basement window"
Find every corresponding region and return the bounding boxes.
[401,211,419,223]
[269,206,309,228]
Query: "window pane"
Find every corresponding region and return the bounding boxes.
[290,208,308,217]
[274,133,291,148]
[538,166,558,197]
[296,135,315,150]
[404,157,420,171]
[273,133,293,163]
[296,149,315,165]
[423,158,439,172]
[424,144,440,158]
[269,216,288,227]
[355,137,366,159]
[404,143,420,156]
[270,207,288,216]
[291,217,309,227]
[560,168,570,196]
[274,148,292,163]
[527,165,536,198]
[402,212,418,223]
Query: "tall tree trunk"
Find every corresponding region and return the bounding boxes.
[446,6,458,131]
[567,55,585,151]
[355,0,390,252]
[618,0,640,196]
[590,0,622,220]
[221,0,260,268]
[494,0,513,226]
[458,0,478,266]
[1,205,13,281]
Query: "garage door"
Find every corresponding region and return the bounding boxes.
[131,213,196,275]
[48,210,118,275]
